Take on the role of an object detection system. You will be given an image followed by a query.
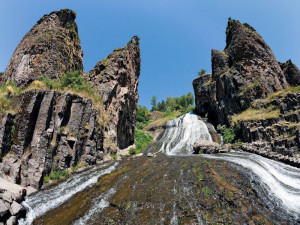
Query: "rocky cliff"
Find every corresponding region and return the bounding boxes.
[193,20,289,126]
[86,37,141,150]
[193,19,300,167]
[3,9,83,87]
[0,8,140,193]
[0,90,104,190]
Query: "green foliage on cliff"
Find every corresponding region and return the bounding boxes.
[198,69,206,76]
[43,169,70,183]
[217,123,241,144]
[129,129,153,155]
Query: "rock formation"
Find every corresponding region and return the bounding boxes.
[0,90,103,189]
[193,20,289,126]
[0,178,27,223]
[86,36,141,149]
[279,59,300,86]
[3,9,83,87]
[0,8,141,192]
[193,19,300,167]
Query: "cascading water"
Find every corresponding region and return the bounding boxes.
[18,112,300,224]
[19,162,119,225]
[156,112,300,220]
[156,112,212,155]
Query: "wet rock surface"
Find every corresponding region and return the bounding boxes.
[86,36,141,150]
[32,155,296,225]
[3,9,83,87]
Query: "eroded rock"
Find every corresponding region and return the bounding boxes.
[3,9,83,87]
[87,36,141,149]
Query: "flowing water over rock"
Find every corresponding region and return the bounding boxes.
[19,113,300,224]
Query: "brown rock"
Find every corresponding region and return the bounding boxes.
[3,9,83,87]
[86,36,141,149]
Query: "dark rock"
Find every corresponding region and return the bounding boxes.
[279,60,300,86]
[193,20,289,126]
[3,9,83,87]
[0,90,104,189]
[86,36,141,149]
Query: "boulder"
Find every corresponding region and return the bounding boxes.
[0,199,9,218]
[193,140,225,154]
[6,216,17,225]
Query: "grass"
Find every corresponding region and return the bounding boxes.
[232,107,280,122]
[129,129,153,155]
[43,169,70,183]
[202,186,213,195]
[265,85,300,102]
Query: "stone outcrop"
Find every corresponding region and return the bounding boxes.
[3,9,83,87]
[193,20,289,126]
[0,178,26,223]
[193,140,227,154]
[0,90,104,189]
[86,36,141,149]
[279,60,300,86]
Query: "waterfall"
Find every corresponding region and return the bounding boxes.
[157,112,212,155]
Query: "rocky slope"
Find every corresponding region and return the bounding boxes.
[3,9,83,87]
[193,20,289,126]
[193,19,300,167]
[86,37,140,150]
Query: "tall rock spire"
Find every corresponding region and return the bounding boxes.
[3,9,83,87]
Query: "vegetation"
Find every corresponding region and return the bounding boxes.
[43,169,70,183]
[151,92,194,114]
[129,129,153,155]
[232,107,280,123]
[217,123,241,144]
[264,85,300,103]
[151,95,157,111]
[198,69,206,76]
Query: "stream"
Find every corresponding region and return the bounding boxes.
[19,113,300,224]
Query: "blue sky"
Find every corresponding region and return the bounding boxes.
[1,0,299,108]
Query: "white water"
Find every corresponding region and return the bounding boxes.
[157,112,300,219]
[73,187,117,225]
[157,112,212,155]
[19,162,119,225]
[203,152,300,217]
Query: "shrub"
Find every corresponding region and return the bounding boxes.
[129,129,153,155]
[198,69,206,76]
[217,123,241,144]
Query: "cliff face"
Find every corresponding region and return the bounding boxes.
[0,90,103,189]
[86,37,141,149]
[3,9,83,87]
[193,20,289,125]
[0,9,141,192]
[193,19,300,167]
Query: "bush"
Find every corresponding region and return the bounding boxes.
[198,69,206,76]
[129,129,153,155]
[217,123,241,144]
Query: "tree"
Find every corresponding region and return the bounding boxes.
[187,92,194,106]
[136,105,150,123]
[151,95,157,111]
[198,69,206,76]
